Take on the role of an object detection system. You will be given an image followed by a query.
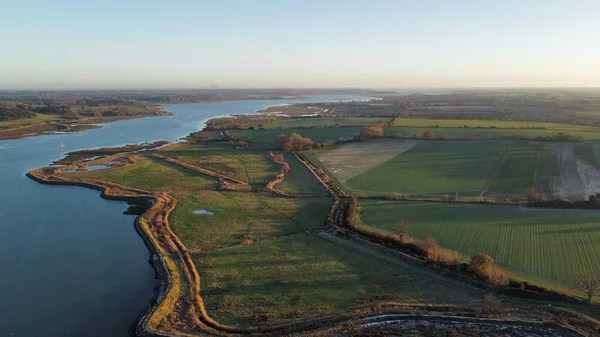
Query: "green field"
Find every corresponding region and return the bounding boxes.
[483,143,558,198]
[70,156,218,191]
[195,233,483,326]
[360,200,600,286]
[160,144,280,189]
[0,113,59,127]
[71,154,330,250]
[392,117,598,130]
[263,117,389,129]
[276,152,328,195]
[320,140,560,199]
[170,191,330,250]
[573,143,600,169]
[344,141,507,197]
[386,126,600,141]
[231,127,364,150]
[386,117,600,141]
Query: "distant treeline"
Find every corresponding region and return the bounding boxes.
[0,89,386,122]
[0,103,36,121]
[0,89,385,106]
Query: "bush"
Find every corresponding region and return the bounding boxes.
[522,188,543,203]
[482,294,502,312]
[275,133,315,152]
[418,238,460,265]
[355,125,384,141]
[422,131,435,139]
[467,253,509,285]
[440,194,456,202]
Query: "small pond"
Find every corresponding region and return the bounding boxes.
[193,209,214,215]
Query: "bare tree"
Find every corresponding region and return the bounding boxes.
[574,270,600,304]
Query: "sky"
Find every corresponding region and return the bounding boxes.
[1,0,599,89]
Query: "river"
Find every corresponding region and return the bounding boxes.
[0,94,375,337]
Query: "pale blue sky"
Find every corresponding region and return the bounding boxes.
[1,0,599,89]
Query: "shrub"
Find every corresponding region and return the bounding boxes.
[383,192,405,200]
[482,294,502,312]
[355,125,385,141]
[522,188,543,203]
[418,238,460,265]
[422,131,435,140]
[467,253,509,285]
[275,132,315,152]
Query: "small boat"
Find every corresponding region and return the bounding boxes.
[58,141,65,149]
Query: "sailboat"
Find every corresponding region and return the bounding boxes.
[58,141,65,149]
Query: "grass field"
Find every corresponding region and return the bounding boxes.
[160,144,280,189]
[574,143,600,169]
[170,191,331,250]
[482,142,558,199]
[360,200,600,286]
[263,117,389,129]
[276,152,328,195]
[315,138,420,182]
[343,140,508,198]
[392,118,599,130]
[0,113,59,127]
[195,233,483,326]
[319,140,562,199]
[231,127,364,150]
[70,156,218,191]
[386,126,600,141]
[70,153,331,250]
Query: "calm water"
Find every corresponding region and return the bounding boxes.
[0,94,374,337]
